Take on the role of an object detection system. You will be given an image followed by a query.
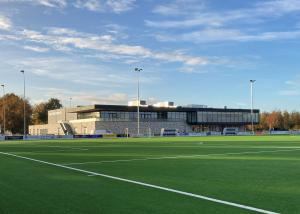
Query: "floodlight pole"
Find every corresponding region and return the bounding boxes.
[134,68,142,136]
[1,84,5,136]
[250,80,256,135]
[21,70,26,139]
[69,97,72,108]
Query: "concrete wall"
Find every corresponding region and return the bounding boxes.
[95,120,192,135]
[29,124,49,135]
[29,108,79,136]
[48,108,77,124]
[29,119,192,136]
[69,119,97,135]
[29,123,63,135]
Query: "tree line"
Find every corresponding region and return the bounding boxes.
[0,93,62,134]
[256,111,300,131]
[1,93,300,134]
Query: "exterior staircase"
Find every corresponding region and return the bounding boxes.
[59,122,74,135]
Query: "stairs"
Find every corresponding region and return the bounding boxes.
[59,122,74,135]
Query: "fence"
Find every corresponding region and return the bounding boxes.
[2,130,300,141]
[25,135,74,140]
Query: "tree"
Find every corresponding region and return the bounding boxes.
[32,103,47,125]
[0,93,32,134]
[45,98,62,110]
[266,111,283,130]
[32,98,62,125]
[290,112,300,130]
[257,112,270,131]
[282,111,291,130]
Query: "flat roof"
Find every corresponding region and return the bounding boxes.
[70,104,260,114]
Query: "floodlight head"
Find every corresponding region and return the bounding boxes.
[250,80,256,83]
[20,70,24,73]
[1,84,4,87]
[134,68,142,72]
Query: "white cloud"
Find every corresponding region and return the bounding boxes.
[256,0,300,14]
[46,27,87,36]
[74,0,102,11]
[152,51,208,66]
[145,16,223,29]
[156,28,300,43]
[106,0,135,13]
[17,57,137,86]
[148,0,300,29]
[23,45,49,52]
[279,76,300,96]
[235,102,248,107]
[279,90,300,96]
[0,0,67,8]
[35,0,67,8]
[104,24,128,39]
[31,86,129,105]
[0,0,135,13]
[3,27,213,66]
[152,0,205,16]
[72,92,128,105]
[285,80,300,86]
[0,15,12,30]
[74,0,136,13]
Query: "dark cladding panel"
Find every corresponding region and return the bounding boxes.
[187,112,197,123]
[193,110,260,125]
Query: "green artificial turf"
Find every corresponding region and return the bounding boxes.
[1,135,300,214]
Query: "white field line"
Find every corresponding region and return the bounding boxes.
[9,144,300,150]
[8,148,89,154]
[0,152,279,214]
[62,148,300,166]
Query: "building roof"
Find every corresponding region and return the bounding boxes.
[70,104,260,114]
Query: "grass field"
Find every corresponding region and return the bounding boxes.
[1,136,300,214]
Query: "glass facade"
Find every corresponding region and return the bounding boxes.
[77,112,100,120]
[77,111,187,121]
[77,110,259,124]
[196,111,259,123]
[167,112,186,120]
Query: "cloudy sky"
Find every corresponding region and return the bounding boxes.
[0,0,300,111]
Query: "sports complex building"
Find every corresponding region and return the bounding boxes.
[29,101,260,136]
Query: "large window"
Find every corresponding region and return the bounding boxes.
[101,111,129,121]
[79,110,259,123]
[78,112,100,119]
[157,112,168,119]
[168,112,186,120]
[100,111,187,121]
[196,111,259,124]
[141,112,157,119]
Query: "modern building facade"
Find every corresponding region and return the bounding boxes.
[29,103,260,136]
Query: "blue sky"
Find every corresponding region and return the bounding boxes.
[0,0,300,111]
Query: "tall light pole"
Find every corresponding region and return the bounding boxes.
[134,68,142,136]
[20,70,26,139]
[69,97,72,108]
[250,80,256,135]
[1,84,5,136]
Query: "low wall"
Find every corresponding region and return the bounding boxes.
[5,136,23,140]
[25,135,74,140]
[237,132,253,136]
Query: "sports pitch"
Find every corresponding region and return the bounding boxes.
[1,136,300,214]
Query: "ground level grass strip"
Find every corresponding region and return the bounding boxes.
[0,151,279,214]
[63,148,300,166]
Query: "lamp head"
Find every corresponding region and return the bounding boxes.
[134,68,142,72]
